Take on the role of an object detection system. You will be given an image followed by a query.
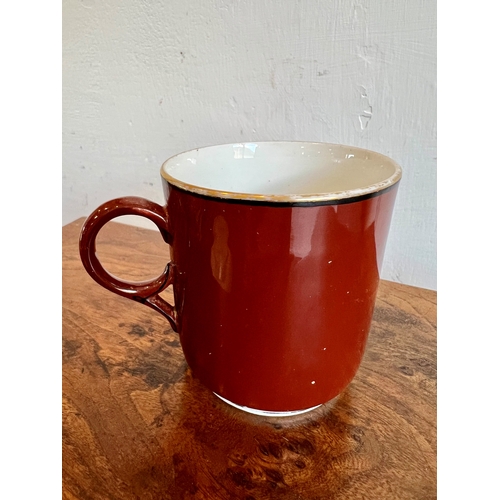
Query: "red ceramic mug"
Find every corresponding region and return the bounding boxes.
[80,142,401,416]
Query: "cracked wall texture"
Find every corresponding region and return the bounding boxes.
[63,0,436,289]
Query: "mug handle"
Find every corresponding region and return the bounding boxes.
[79,196,178,332]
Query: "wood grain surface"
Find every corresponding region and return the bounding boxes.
[62,218,437,500]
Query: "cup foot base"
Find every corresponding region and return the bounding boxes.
[213,392,322,417]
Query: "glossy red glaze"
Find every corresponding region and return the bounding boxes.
[79,181,399,412]
[163,183,399,411]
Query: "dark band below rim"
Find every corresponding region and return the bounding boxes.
[167,181,400,207]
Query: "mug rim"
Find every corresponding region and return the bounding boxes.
[160,141,402,204]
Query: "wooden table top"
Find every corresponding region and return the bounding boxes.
[63,218,437,500]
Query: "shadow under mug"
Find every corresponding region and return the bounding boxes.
[79,141,401,416]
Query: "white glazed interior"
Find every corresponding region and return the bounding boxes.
[161,142,401,202]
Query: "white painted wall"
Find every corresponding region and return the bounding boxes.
[63,0,436,290]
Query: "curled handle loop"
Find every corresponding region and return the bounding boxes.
[79,196,178,331]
